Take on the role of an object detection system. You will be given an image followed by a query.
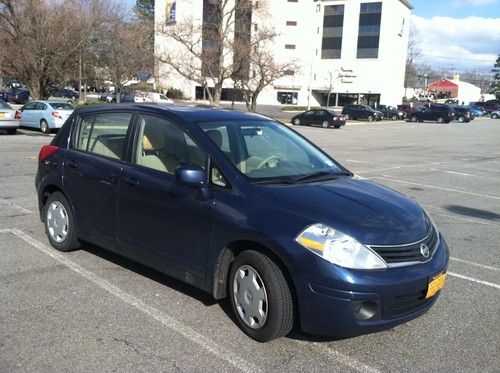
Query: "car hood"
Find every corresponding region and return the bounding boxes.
[260,178,430,245]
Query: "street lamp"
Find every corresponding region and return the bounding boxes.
[307,1,321,110]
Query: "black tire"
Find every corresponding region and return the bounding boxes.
[410,116,418,122]
[40,119,50,134]
[43,192,80,252]
[6,128,17,135]
[228,250,294,342]
[321,120,329,128]
[437,116,444,123]
[367,115,374,122]
[293,118,301,125]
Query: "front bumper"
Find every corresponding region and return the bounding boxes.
[292,235,449,337]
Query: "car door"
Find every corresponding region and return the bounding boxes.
[315,110,328,125]
[301,110,317,125]
[19,102,36,127]
[118,113,213,278]
[33,102,47,127]
[63,111,133,243]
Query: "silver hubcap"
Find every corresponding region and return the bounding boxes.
[46,201,69,243]
[233,265,268,329]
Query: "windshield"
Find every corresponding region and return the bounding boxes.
[49,102,74,110]
[197,119,349,182]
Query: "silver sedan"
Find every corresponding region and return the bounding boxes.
[0,99,20,134]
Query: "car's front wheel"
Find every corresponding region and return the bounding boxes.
[458,116,465,123]
[367,115,374,122]
[492,113,498,119]
[229,250,294,342]
[410,116,418,122]
[437,116,444,123]
[321,120,330,128]
[44,192,80,252]
[293,118,301,125]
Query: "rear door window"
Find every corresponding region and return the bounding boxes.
[74,112,132,160]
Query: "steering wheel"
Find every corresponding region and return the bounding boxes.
[256,155,280,169]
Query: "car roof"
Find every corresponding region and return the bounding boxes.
[74,104,270,122]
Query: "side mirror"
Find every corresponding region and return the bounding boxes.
[175,165,211,200]
[175,165,206,188]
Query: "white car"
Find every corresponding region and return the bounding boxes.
[0,99,21,134]
[134,91,174,104]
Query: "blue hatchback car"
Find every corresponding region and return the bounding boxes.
[35,104,449,342]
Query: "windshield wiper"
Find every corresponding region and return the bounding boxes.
[253,178,297,185]
[294,170,352,183]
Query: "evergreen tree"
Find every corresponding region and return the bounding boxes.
[492,55,500,99]
[134,0,154,23]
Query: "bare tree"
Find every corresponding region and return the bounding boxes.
[0,0,90,98]
[461,70,494,93]
[404,24,421,95]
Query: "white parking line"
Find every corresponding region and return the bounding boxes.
[3,228,262,373]
[374,176,500,200]
[356,159,471,174]
[447,272,500,290]
[430,168,499,181]
[0,200,33,214]
[450,257,499,272]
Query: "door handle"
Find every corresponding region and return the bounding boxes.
[66,160,77,168]
[125,177,140,187]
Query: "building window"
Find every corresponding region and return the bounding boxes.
[357,2,382,59]
[286,21,297,26]
[233,0,252,79]
[283,69,295,76]
[202,0,222,76]
[285,44,296,49]
[321,5,344,59]
[287,0,298,2]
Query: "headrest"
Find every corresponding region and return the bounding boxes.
[142,125,165,151]
[206,129,222,148]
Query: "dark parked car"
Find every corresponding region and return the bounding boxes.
[291,109,346,128]
[408,104,455,123]
[341,104,383,121]
[465,105,486,116]
[452,106,473,123]
[50,89,80,101]
[376,105,405,120]
[397,104,418,118]
[36,104,449,342]
[473,101,500,113]
[5,88,30,104]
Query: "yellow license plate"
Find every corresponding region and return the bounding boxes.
[0,113,6,118]
[426,273,446,299]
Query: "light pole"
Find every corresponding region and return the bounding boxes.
[307,1,321,110]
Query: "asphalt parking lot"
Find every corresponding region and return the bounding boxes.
[1,118,499,372]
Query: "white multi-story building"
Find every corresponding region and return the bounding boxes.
[155,0,413,107]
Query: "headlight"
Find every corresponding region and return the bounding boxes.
[295,224,387,270]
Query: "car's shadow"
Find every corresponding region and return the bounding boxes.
[81,242,353,342]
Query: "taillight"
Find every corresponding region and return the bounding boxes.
[38,145,59,162]
[15,111,21,120]
[51,112,63,119]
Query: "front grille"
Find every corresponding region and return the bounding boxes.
[393,289,433,316]
[368,225,439,266]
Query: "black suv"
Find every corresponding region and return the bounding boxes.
[341,104,383,121]
[452,106,473,123]
[408,104,455,123]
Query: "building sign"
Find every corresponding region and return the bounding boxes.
[165,1,176,24]
[338,67,356,84]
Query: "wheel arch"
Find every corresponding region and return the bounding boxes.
[212,239,298,305]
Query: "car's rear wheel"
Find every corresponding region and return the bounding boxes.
[6,128,16,135]
[367,115,374,122]
[321,120,329,128]
[410,116,418,122]
[293,118,301,125]
[391,114,398,120]
[44,192,80,252]
[492,113,498,119]
[437,116,444,123]
[229,250,294,342]
[40,119,50,134]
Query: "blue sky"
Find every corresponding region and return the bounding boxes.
[412,0,500,18]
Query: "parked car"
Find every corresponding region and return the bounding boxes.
[417,94,435,102]
[6,88,30,104]
[473,101,500,113]
[36,104,449,342]
[103,91,135,103]
[491,110,500,119]
[397,104,418,117]
[49,89,80,102]
[0,99,21,134]
[452,106,473,123]
[291,109,346,128]
[465,105,486,116]
[19,100,74,133]
[376,105,405,120]
[341,104,383,121]
[408,104,455,123]
[135,91,174,104]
